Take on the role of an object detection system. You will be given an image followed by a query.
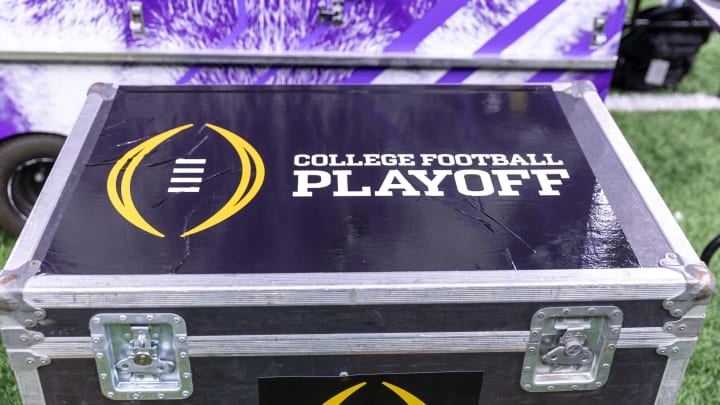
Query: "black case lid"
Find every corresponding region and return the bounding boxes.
[43,85,638,274]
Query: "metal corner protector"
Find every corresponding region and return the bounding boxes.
[660,253,716,318]
[0,261,51,377]
[87,82,118,100]
[555,80,599,98]
[0,260,46,328]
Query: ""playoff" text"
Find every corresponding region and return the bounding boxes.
[292,153,570,198]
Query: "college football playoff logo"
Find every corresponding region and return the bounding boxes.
[106,123,264,238]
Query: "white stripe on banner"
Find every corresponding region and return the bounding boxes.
[462,70,537,85]
[605,93,720,112]
[372,0,538,84]
[372,69,449,84]
[501,0,622,58]
[419,0,538,57]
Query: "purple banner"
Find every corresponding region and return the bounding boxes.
[256,24,331,84]
[437,0,565,84]
[343,0,468,84]
[176,0,248,85]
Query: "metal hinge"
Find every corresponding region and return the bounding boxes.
[90,313,192,401]
[660,253,716,317]
[1,326,50,372]
[663,316,705,338]
[590,16,608,48]
[659,313,705,360]
[0,260,45,328]
[521,306,623,392]
[129,1,145,37]
[319,0,345,26]
[657,340,696,360]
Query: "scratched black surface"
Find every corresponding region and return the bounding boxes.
[42,86,638,274]
[38,350,665,404]
[34,300,671,337]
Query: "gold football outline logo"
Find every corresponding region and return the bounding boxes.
[323,381,426,405]
[107,123,265,238]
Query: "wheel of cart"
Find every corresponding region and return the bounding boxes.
[702,234,720,265]
[0,133,65,236]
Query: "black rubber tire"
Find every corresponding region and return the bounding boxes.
[0,134,65,236]
[701,233,720,265]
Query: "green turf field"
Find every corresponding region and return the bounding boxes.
[0,231,19,403]
[676,32,719,95]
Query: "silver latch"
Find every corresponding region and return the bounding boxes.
[541,323,594,366]
[521,306,623,392]
[129,1,145,37]
[319,0,345,26]
[115,326,175,376]
[590,16,608,48]
[90,313,192,400]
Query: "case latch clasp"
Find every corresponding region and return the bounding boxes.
[90,313,192,401]
[521,306,623,392]
[541,322,594,366]
[114,326,176,377]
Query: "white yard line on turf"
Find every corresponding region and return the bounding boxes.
[605,93,720,112]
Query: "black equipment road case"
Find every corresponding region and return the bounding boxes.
[0,82,715,404]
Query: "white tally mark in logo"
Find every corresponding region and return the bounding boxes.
[168,158,206,193]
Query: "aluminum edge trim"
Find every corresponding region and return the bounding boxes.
[12,369,45,405]
[23,268,687,308]
[4,87,114,270]
[654,358,691,405]
[0,51,617,70]
[3,327,47,404]
[579,88,697,261]
[31,328,687,358]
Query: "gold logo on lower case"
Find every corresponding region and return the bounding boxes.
[323,381,426,405]
[106,123,265,238]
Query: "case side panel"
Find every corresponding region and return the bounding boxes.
[31,301,677,338]
[36,350,665,405]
